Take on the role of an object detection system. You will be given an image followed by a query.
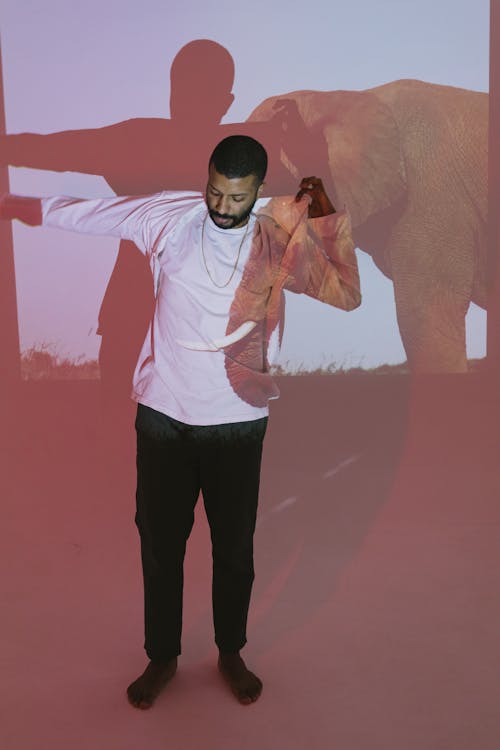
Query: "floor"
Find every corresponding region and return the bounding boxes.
[1,373,498,750]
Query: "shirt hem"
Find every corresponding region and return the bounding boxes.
[132,393,269,426]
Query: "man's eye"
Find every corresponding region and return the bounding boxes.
[233,197,244,203]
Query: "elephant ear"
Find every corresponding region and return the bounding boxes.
[319,90,407,228]
[250,89,407,229]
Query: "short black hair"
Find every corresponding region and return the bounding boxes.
[209,135,267,183]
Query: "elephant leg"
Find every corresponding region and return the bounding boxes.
[387,227,474,373]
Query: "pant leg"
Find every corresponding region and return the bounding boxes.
[135,406,201,662]
[199,418,268,653]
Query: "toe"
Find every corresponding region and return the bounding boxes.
[238,691,253,705]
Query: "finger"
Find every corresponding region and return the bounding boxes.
[299,176,320,186]
[295,189,313,203]
[296,187,314,202]
[295,189,312,202]
[299,179,324,194]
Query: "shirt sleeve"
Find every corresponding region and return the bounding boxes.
[300,210,361,311]
[40,191,201,257]
[257,196,361,311]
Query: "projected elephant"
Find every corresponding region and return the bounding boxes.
[248,79,488,372]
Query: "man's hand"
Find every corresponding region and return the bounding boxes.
[0,193,42,225]
[295,176,336,219]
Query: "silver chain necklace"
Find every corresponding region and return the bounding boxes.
[200,212,250,288]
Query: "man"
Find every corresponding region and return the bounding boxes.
[1,135,361,708]
[0,39,330,398]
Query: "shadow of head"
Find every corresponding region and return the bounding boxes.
[169,39,235,126]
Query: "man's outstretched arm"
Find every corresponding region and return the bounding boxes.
[0,190,200,257]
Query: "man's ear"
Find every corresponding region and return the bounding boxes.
[257,182,265,196]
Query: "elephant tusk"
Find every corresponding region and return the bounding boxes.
[175,320,257,351]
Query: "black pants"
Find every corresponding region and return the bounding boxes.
[134,404,268,662]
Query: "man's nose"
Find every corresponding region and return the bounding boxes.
[215,195,229,214]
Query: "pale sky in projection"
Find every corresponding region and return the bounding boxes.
[1,0,490,369]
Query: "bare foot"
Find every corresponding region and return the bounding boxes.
[218,653,263,705]
[126,657,177,709]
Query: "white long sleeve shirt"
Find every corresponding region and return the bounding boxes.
[40,191,360,425]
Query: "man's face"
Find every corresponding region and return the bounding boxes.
[205,164,263,229]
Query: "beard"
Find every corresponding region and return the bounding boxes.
[207,199,257,229]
